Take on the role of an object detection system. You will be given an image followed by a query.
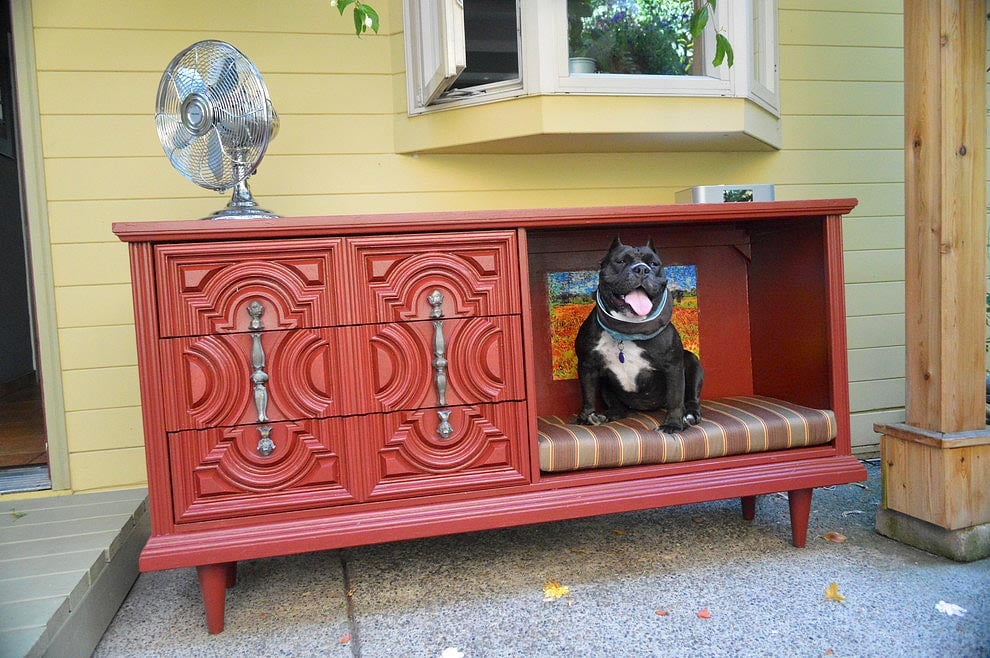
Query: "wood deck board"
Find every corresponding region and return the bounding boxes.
[0,488,148,657]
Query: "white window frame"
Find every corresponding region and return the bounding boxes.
[403,0,779,116]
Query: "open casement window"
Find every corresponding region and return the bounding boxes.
[405,0,467,107]
[404,0,524,113]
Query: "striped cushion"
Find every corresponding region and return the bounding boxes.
[538,396,836,472]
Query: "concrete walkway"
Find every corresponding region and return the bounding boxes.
[94,461,989,657]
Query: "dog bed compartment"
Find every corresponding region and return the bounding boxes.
[537,396,836,472]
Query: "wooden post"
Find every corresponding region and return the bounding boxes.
[875,0,990,561]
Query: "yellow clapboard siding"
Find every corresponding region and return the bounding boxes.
[41,113,394,159]
[42,115,160,158]
[68,447,147,492]
[269,115,395,156]
[851,409,903,452]
[781,81,904,115]
[844,249,905,283]
[848,346,906,382]
[56,284,134,328]
[32,0,395,35]
[62,366,142,412]
[781,183,905,217]
[779,9,903,48]
[783,116,902,150]
[42,150,904,202]
[843,216,905,250]
[52,243,131,287]
[66,407,144,453]
[48,184,906,250]
[27,0,919,489]
[847,314,905,349]
[59,325,138,371]
[846,281,905,317]
[33,29,391,75]
[849,378,905,413]
[781,46,903,82]
[37,72,394,116]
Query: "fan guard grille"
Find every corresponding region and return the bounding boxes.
[155,40,276,192]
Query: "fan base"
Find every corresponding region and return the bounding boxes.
[206,205,280,220]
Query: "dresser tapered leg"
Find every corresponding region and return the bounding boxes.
[197,563,231,634]
[741,495,756,521]
[787,488,813,548]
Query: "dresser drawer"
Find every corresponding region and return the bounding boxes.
[155,239,343,338]
[160,326,344,431]
[169,418,357,524]
[350,402,530,501]
[344,231,521,324]
[346,315,525,415]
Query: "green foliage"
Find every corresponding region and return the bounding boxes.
[689,0,733,68]
[331,0,379,36]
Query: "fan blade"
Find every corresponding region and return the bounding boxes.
[206,56,240,99]
[171,66,206,99]
[205,129,227,187]
[155,113,195,155]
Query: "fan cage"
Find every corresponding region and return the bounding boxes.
[155,40,277,193]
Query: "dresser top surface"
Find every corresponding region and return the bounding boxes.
[112,199,858,244]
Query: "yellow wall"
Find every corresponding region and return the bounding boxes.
[25,0,906,491]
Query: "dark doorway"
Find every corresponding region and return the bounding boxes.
[0,0,49,492]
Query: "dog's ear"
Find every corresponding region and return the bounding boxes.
[609,235,623,251]
[646,237,655,251]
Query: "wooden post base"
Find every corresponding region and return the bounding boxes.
[876,423,990,531]
[197,562,237,634]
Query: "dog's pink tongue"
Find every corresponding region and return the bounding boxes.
[624,289,653,316]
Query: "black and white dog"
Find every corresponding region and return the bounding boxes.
[574,237,704,433]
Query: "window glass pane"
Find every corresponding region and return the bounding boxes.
[567,0,695,75]
[448,0,520,90]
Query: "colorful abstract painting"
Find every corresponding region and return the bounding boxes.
[546,266,699,380]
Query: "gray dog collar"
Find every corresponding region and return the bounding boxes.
[595,288,670,341]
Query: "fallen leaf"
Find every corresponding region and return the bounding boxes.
[611,529,628,536]
[824,649,834,656]
[346,586,357,597]
[824,582,846,602]
[543,579,570,601]
[935,600,967,617]
[569,547,589,554]
[655,609,670,617]
[697,608,711,619]
[823,531,847,544]
[691,516,705,524]
[440,648,465,658]
[339,633,351,645]
[10,510,27,520]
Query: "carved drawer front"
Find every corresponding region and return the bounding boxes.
[155,239,343,338]
[168,418,356,524]
[160,325,343,432]
[350,402,530,501]
[345,231,521,324]
[345,315,525,415]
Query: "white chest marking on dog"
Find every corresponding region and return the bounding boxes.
[594,334,653,393]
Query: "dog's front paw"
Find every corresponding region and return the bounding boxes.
[577,409,608,426]
[684,412,700,426]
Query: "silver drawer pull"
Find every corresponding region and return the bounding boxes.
[428,290,454,440]
[248,300,269,423]
[256,425,275,456]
